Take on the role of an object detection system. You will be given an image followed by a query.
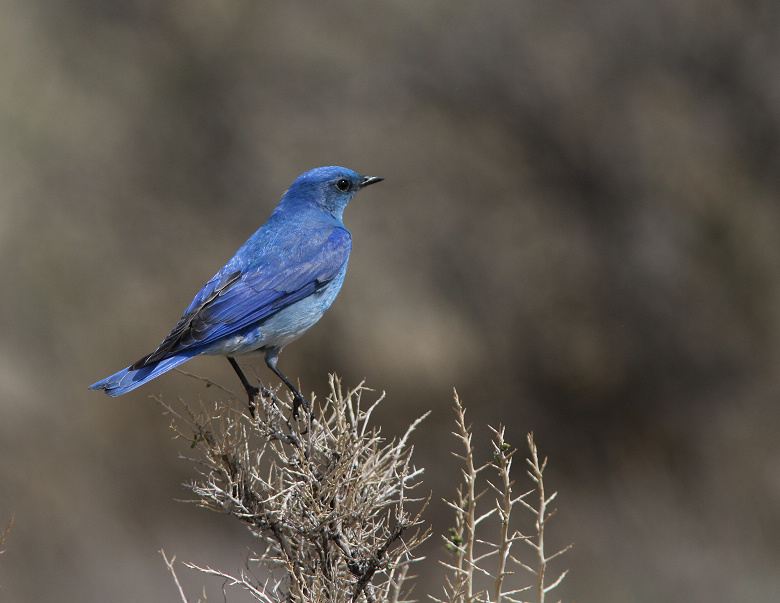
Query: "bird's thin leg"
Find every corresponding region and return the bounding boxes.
[270,364,311,418]
[264,351,311,419]
[227,356,259,417]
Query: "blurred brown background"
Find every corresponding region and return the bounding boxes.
[2,1,780,601]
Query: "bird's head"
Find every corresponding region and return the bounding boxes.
[282,166,384,221]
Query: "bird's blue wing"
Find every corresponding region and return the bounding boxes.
[133,226,351,368]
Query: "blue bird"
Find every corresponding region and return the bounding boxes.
[89,166,383,415]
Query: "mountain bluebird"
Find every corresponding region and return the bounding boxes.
[89,166,383,415]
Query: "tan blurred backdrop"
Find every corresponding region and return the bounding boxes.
[2,1,780,601]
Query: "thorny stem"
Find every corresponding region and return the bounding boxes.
[490,426,517,603]
[528,434,547,602]
[440,395,569,603]
[524,432,571,603]
[161,375,429,602]
[452,393,479,602]
[348,524,407,603]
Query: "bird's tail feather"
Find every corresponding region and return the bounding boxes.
[88,352,197,397]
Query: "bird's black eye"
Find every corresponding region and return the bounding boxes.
[335,178,350,192]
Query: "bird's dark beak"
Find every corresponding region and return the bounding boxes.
[359,176,384,189]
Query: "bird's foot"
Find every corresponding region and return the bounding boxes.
[292,393,312,420]
[245,384,260,418]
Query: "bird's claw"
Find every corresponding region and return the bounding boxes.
[292,393,311,420]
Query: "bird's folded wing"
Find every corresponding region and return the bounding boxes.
[133,227,351,368]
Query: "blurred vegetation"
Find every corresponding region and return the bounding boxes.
[2,1,780,601]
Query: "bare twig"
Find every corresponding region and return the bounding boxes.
[157,379,571,602]
[439,396,570,603]
[518,434,573,603]
[162,550,202,603]
[161,375,429,602]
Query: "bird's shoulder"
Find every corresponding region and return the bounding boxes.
[240,219,351,270]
